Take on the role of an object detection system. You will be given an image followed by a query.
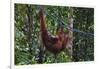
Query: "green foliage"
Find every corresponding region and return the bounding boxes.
[15,4,94,65]
[73,8,94,61]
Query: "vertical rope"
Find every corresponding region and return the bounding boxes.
[67,7,73,58]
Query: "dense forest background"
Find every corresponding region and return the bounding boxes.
[14,4,94,65]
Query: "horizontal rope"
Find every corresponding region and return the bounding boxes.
[38,6,94,37]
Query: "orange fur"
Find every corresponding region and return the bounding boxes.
[39,9,69,54]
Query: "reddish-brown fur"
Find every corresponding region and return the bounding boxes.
[39,8,69,55]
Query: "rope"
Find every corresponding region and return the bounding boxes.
[38,6,94,37]
[46,11,94,36]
